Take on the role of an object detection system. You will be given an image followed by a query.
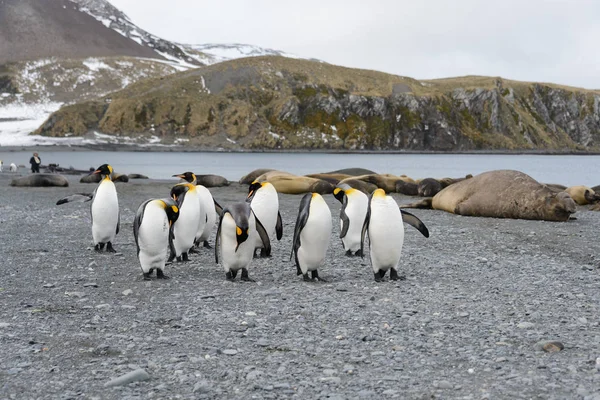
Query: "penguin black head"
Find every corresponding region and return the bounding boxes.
[247,181,264,201]
[170,183,191,205]
[93,164,113,177]
[173,172,197,184]
[333,187,345,203]
[161,198,180,226]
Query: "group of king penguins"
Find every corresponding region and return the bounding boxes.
[58,164,430,283]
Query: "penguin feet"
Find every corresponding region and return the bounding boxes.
[259,248,271,258]
[390,268,406,281]
[94,243,105,252]
[106,242,116,253]
[241,268,255,282]
[302,274,312,282]
[354,250,363,257]
[226,269,239,281]
[203,240,212,249]
[345,250,353,257]
[188,247,199,254]
[176,253,190,262]
[311,270,327,282]
[143,272,152,281]
[156,269,170,280]
[374,270,387,282]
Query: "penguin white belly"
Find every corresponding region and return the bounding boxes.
[298,200,332,273]
[137,202,169,273]
[91,179,119,244]
[250,188,278,248]
[220,213,255,272]
[173,190,200,256]
[197,186,215,242]
[368,199,404,272]
[341,197,368,252]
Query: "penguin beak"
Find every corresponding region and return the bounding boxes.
[247,190,254,199]
[92,169,101,174]
[173,174,185,179]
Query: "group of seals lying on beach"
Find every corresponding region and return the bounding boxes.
[239,167,599,222]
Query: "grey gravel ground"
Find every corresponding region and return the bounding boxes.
[1,173,600,399]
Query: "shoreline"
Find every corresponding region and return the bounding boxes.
[1,143,600,155]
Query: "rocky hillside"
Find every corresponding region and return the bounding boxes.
[35,56,600,151]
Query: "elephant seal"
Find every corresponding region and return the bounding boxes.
[256,171,333,194]
[323,168,377,176]
[305,173,352,185]
[591,185,600,193]
[565,186,600,205]
[395,180,419,196]
[80,172,129,184]
[402,170,576,222]
[196,174,229,187]
[128,173,149,179]
[544,183,567,193]
[354,174,415,193]
[239,169,275,184]
[418,178,443,197]
[11,174,69,187]
[337,177,378,195]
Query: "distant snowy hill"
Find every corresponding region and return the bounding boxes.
[184,43,315,65]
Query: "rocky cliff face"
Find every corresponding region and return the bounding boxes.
[35,57,600,151]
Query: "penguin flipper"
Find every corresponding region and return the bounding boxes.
[55,193,93,205]
[214,199,224,216]
[400,210,430,238]
[360,194,373,259]
[276,211,283,240]
[254,212,271,257]
[290,193,312,262]
[340,195,350,239]
[116,209,120,235]
[215,212,224,264]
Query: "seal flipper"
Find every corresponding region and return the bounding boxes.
[399,198,433,209]
[340,194,350,239]
[290,193,312,262]
[276,211,283,240]
[400,210,430,238]
[253,212,271,257]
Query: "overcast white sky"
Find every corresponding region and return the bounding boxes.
[110,0,600,89]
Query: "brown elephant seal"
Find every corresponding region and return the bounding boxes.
[239,169,275,184]
[80,172,128,183]
[395,180,419,196]
[418,178,443,197]
[591,185,600,193]
[353,174,415,193]
[112,173,129,183]
[403,170,576,221]
[565,185,600,205]
[544,183,567,193]
[305,173,352,185]
[256,171,333,194]
[127,173,149,179]
[11,174,69,187]
[195,174,229,187]
[337,177,378,194]
[323,168,377,176]
[590,203,600,211]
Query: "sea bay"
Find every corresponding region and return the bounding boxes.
[0,150,598,186]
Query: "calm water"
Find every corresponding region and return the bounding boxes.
[0,150,598,187]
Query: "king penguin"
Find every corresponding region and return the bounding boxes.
[90,164,120,252]
[333,183,369,257]
[290,193,332,282]
[169,182,201,262]
[246,181,282,257]
[173,172,214,250]
[215,202,270,281]
[361,189,429,282]
[133,198,180,280]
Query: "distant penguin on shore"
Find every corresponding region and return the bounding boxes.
[361,189,429,282]
[333,183,368,257]
[290,193,332,282]
[9,163,17,172]
[246,181,283,257]
[215,202,270,282]
[133,198,180,280]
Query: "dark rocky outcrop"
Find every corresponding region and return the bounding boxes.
[36,57,600,151]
